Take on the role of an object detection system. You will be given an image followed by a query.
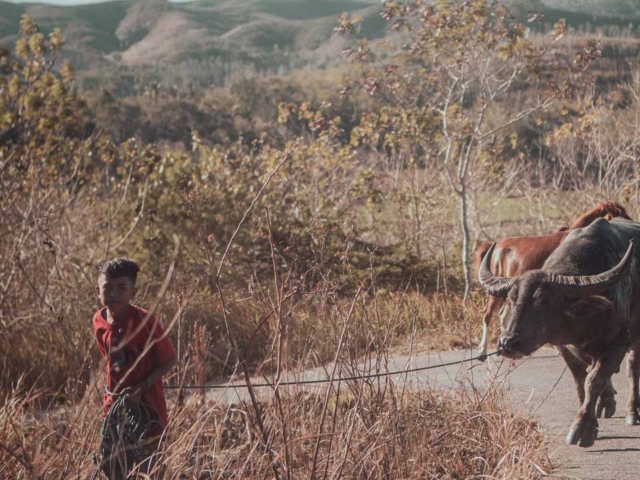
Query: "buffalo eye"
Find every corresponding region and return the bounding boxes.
[533,287,550,305]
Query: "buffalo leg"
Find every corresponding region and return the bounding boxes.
[626,343,640,425]
[597,377,617,419]
[566,345,626,448]
[558,346,617,418]
[478,295,504,361]
[558,346,587,404]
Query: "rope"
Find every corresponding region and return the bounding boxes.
[164,351,502,390]
[89,349,506,478]
[91,389,163,480]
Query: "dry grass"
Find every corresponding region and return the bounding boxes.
[0,257,537,479]
[0,272,485,397]
[0,139,552,480]
[0,369,551,479]
[180,288,487,383]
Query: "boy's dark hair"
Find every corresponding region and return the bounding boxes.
[98,258,140,285]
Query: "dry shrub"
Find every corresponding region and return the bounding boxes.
[0,377,550,479]
[168,285,484,384]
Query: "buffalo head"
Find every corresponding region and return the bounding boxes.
[478,239,635,358]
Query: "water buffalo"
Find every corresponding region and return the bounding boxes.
[479,217,640,447]
[475,201,631,360]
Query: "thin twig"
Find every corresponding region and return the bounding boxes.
[216,148,295,278]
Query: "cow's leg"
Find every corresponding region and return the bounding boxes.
[626,343,640,425]
[478,295,504,361]
[566,345,626,448]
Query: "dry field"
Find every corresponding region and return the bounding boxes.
[1,348,551,479]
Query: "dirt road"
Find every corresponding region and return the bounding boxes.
[208,347,640,479]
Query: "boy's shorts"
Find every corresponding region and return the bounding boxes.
[99,401,164,479]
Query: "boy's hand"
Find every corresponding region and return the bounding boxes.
[120,385,143,406]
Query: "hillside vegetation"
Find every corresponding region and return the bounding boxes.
[1,0,640,84]
[0,0,382,72]
[2,0,640,477]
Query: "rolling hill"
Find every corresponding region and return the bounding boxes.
[1,0,640,89]
[506,0,640,27]
[0,0,385,70]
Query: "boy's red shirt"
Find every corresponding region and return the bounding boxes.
[93,305,176,428]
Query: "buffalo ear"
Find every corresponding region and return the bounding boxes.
[567,295,613,319]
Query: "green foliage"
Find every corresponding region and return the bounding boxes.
[0,16,85,167]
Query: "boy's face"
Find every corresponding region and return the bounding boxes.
[96,274,136,315]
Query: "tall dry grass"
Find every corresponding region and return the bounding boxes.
[0,137,557,480]
[0,338,550,479]
[1,140,527,478]
[0,195,533,478]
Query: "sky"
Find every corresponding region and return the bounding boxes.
[6,0,193,4]
[6,0,104,3]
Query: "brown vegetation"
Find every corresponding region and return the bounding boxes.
[0,376,550,478]
[6,0,640,475]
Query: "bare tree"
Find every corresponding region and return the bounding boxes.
[340,1,599,300]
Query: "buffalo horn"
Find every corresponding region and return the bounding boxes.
[546,239,635,298]
[478,242,515,298]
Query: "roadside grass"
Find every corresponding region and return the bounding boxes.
[0,182,583,480]
[0,352,551,479]
[3,187,614,399]
[0,257,510,479]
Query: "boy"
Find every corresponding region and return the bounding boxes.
[94,258,176,479]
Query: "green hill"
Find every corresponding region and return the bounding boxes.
[506,0,640,27]
[0,0,384,71]
[2,0,640,90]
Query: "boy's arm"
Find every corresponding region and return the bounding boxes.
[142,355,177,389]
[122,355,176,404]
[123,315,177,404]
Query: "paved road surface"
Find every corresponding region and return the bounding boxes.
[208,347,640,479]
